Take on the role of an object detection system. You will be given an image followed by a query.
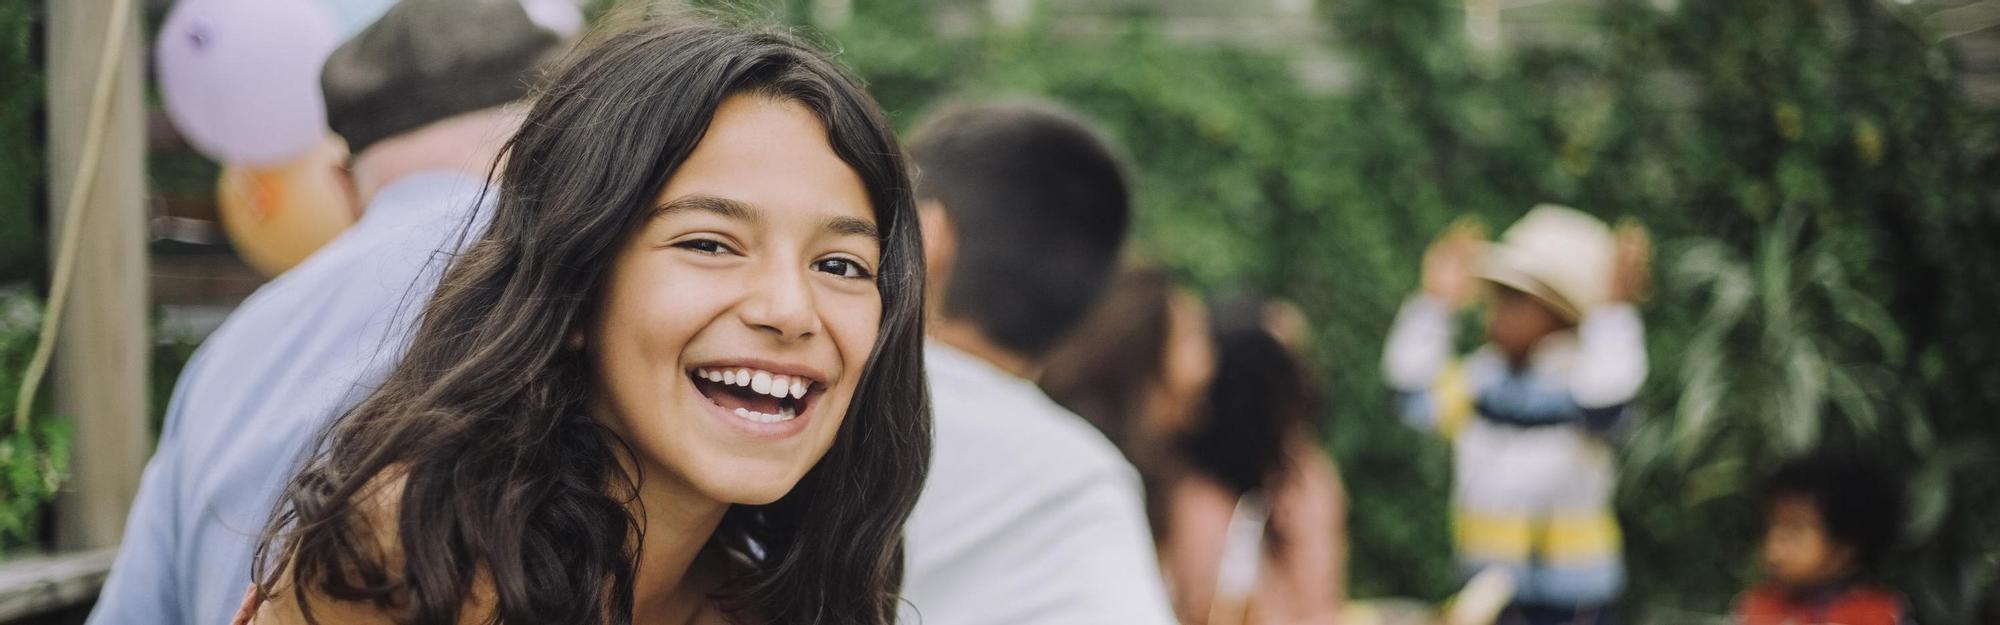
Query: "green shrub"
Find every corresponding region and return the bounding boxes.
[0,289,70,553]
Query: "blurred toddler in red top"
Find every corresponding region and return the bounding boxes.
[1735,454,1913,625]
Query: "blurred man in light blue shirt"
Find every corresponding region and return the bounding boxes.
[87,2,576,623]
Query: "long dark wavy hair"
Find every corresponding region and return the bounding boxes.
[253,19,930,625]
[1039,265,1187,542]
[1181,297,1322,550]
[1039,266,1176,451]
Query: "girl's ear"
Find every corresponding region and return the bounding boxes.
[1826,542,1859,575]
[918,200,957,316]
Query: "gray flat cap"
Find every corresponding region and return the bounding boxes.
[321,0,580,153]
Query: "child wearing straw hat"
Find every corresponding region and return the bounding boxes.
[1382,204,1653,625]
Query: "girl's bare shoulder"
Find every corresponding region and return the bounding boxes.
[249,467,499,625]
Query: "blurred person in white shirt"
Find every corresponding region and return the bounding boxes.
[900,100,1177,625]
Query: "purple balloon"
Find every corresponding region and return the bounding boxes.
[155,0,341,166]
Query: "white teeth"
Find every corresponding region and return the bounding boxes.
[731,405,798,424]
[695,368,808,423]
[696,367,816,400]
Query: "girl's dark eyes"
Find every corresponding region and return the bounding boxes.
[674,237,871,279]
[673,238,731,255]
[813,257,873,279]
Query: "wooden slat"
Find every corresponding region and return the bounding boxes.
[0,549,116,621]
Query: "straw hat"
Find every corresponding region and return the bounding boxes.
[1479,204,1613,322]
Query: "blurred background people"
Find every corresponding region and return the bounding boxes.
[1735,454,1912,625]
[1382,205,1652,625]
[1043,271,1348,625]
[1167,302,1347,625]
[900,101,1177,625]
[88,2,575,624]
[1040,265,1216,508]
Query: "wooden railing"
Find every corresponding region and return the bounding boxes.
[0,548,114,622]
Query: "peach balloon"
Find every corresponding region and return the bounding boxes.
[215,136,356,276]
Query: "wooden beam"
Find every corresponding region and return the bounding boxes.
[0,548,117,620]
[46,0,151,550]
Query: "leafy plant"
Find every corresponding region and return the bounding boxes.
[1652,206,1908,469]
[0,289,71,553]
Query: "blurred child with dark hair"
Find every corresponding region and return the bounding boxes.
[1735,454,1912,625]
[1041,266,1215,472]
[1042,272,1347,625]
[1167,301,1346,625]
[1383,205,1652,625]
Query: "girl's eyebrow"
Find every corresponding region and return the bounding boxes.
[658,193,879,241]
[823,216,879,241]
[654,194,757,222]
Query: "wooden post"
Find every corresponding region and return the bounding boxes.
[46,0,151,550]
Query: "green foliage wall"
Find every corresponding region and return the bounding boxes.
[0,0,44,283]
[815,0,2000,622]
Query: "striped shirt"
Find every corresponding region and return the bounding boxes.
[1382,295,1647,607]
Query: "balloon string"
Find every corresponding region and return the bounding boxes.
[15,0,136,433]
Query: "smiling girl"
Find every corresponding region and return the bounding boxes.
[240,19,929,625]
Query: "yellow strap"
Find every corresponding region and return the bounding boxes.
[1434,362,1474,439]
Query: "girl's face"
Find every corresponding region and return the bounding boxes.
[1762,494,1857,588]
[587,95,883,506]
[1151,290,1215,436]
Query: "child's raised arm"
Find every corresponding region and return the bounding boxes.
[1569,222,1652,432]
[1384,221,1485,432]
